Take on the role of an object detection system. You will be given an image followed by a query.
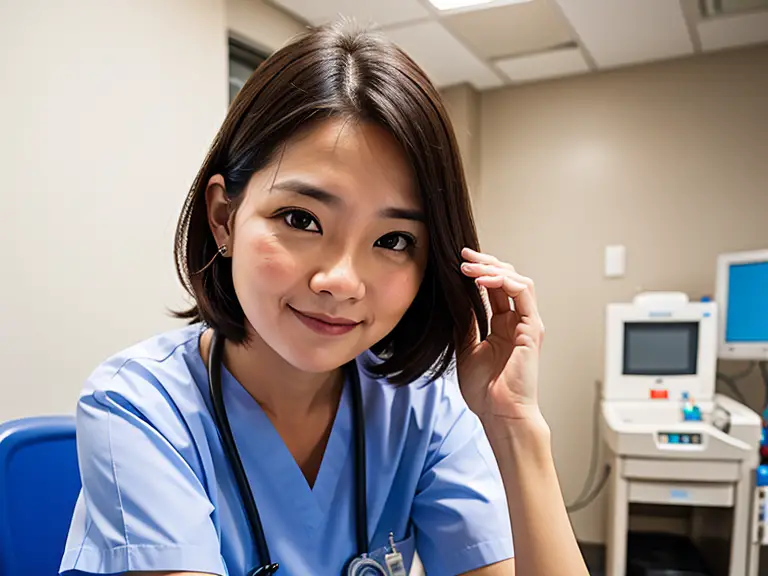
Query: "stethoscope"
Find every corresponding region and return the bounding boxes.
[207,330,392,576]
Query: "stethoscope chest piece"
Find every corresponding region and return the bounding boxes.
[347,555,388,576]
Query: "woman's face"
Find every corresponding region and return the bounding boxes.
[219,119,428,373]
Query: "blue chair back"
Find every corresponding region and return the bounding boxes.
[0,416,80,576]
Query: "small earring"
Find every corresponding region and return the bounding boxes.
[191,243,229,275]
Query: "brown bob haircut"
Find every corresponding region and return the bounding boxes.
[174,21,488,385]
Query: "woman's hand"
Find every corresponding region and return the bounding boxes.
[457,249,590,576]
[456,248,546,428]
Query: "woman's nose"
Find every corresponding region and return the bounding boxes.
[309,255,366,301]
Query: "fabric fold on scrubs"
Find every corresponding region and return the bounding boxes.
[60,353,226,575]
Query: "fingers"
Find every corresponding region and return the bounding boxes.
[462,263,531,296]
[462,247,516,274]
[514,320,540,349]
[473,274,538,321]
[460,249,545,341]
[461,248,537,301]
[461,262,533,309]
[522,317,547,348]
[471,275,514,315]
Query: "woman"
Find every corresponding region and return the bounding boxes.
[60,22,588,576]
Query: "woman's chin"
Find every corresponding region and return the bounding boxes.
[279,345,362,374]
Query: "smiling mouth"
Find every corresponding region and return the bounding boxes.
[288,306,362,336]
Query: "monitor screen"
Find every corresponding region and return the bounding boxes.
[726,261,768,343]
[623,322,699,376]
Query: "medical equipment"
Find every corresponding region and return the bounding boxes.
[715,249,768,362]
[626,532,712,576]
[716,250,768,576]
[208,330,384,576]
[600,292,761,576]
[752,466,768,545]
[749,463,768,576]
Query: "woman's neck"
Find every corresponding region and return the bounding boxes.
[200,327,344,422]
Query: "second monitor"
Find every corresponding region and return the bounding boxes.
[716,249,768,361]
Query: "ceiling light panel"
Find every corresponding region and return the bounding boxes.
[428,0,533,14]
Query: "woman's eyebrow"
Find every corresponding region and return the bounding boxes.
[272,179,342,207]
[380,207,424,223]
[272,178,424,222]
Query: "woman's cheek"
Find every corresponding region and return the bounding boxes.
[378,267,422,316]
[238,231,300,290]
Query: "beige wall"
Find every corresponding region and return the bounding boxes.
[441,83,482,203]
[476,45,768,543]
[0,0,303,421]
[227,0,306,53]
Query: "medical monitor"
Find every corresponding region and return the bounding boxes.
[716,249,768,361]
[604,293,717,402]
[623,322,699,376]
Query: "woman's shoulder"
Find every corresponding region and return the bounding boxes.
[81,322,207,410]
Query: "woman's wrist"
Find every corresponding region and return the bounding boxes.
[480,408,554,470]
[481,409,590,576]
[480,407,550,445]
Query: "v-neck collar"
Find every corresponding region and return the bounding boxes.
[220,363,353,529]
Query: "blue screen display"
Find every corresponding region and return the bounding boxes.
[726,261,768,343]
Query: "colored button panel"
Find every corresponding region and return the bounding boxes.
[658,432,704,445]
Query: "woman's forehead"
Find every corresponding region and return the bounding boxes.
[271,119,420,206]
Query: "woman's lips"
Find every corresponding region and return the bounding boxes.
[289,306,361,336]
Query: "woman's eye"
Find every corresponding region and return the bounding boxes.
[283,210,321,233]
[376,233,415,252]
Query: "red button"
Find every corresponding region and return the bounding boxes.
[650,389,668,399]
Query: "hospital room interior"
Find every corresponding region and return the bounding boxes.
[1,1,768,575]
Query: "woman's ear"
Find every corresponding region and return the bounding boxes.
[205,174,232,253]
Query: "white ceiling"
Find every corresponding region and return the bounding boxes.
[554,0,695,68]
[267,0,768,89]
[384,21,502,88]
[495,45,588,83]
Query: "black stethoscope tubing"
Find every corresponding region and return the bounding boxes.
[207,329,368,575]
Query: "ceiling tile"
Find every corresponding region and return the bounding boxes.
[384,21,504,89]
[495,46,589,82]
[441,0,574,59]
[269,0,431,27]
[698,10,768,50]
[711,0,768,16]
[553,0,694,68]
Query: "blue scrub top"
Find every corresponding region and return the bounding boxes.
[60,324,514,576]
